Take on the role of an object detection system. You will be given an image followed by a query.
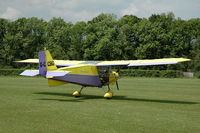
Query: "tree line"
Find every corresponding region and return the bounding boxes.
[0,13,200,71]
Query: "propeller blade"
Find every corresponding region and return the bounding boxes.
[116,80,119,90]
[116,66,121,73]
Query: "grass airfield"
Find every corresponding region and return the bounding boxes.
[0,77,199,133]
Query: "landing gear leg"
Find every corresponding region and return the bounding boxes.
[73,86,84,97]
[104,85,114,99]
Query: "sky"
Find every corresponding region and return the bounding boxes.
[0,0,199,22]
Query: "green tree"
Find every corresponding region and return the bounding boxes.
[68,21,87,60]
[0,13,199,71]
[84,13,117,60]
[0,18,9,67]
[45,17,72,59]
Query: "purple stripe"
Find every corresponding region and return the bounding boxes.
[53,74,102,87]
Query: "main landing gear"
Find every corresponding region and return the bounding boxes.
[72,85,114,99]
[103,85,114,99]
[72,86,84,97]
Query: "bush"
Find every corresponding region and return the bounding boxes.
[119,69,183,78]
[194,72,200,78]
[0,69,198,78]
[0,69,25,76]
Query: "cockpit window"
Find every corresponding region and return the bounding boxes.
[97,66,111,85]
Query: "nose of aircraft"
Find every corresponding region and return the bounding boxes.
[112,71,119,80]
[108,71,120,87]
[114,72,119,79]
[112,71,120,90]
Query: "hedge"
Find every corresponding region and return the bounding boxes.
[194,72,200,78]
[119,69,183,78]
[0,69,198,78]
[0,69,25,76]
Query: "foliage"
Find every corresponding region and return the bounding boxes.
[0,13,200,71]
[0,69,24,76]
[1,69,199,78]
[119,69,184,78]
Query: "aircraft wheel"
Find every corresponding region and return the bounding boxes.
[104,91,113,99]
[72,91,81,97]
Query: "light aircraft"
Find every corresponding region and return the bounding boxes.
[16,50,190,99]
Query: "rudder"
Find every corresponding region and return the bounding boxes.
[39,50,57,76]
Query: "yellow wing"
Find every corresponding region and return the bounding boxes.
[15,58,190,66]
[96,58,191,66]
[15,59,85,66]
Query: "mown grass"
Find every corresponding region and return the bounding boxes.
[0,77,199,133]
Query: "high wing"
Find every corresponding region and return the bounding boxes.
[15,59,85,66]
[15,58,190,66]
[96,58,191,66]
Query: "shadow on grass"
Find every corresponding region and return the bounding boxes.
[38,98,82,102]
[34,92,199,104]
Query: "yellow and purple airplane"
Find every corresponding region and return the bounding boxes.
[16,50,190,99]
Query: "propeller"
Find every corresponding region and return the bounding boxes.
[116,66,121,73]
[116,80,119,90]
[114,72,120,90]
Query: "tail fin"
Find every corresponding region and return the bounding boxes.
[20,50,68,77]
[39,50,57,76]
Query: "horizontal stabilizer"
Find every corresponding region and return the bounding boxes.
[46,71,70,78]
[20,70,39,76]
